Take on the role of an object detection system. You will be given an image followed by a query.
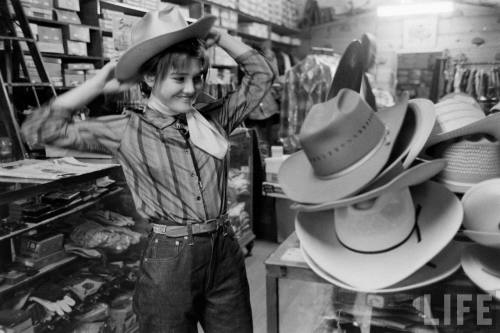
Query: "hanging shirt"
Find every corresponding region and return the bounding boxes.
[21,50,275,224]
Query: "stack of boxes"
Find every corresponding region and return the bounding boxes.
[266,0,299,28]
[210,6,238,31]
[238,22,269,39]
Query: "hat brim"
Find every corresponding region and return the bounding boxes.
[278,96,408,204]
[295,181,463,290]
[115,15,217,81]
[462,230,500,248]
[425,112,500,148]
[462,244,500,300]
[292,159,445,212]
[302,241,462,293]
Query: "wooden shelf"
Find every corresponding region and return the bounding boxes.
[0,187,123,242]
[27,16,102,31]
[0,255,79,296]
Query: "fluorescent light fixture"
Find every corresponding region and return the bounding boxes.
[377,1,454,17]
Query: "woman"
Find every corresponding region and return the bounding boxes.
[22,6,274,333]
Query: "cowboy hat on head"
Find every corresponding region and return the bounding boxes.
[115,5,216,81]
[295,181,462,290]
[278,88,408,204]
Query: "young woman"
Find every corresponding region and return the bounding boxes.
[21,6,275,333]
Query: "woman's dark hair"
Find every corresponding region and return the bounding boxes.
[138,38,209,97]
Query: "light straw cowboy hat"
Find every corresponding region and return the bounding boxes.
[292,159,445,212]
[295,181,462,290]
[425,93,500,148]
[278,88,408,204]
[115,5,216,81]
[461,179,500,248]
[425,136,500,193]
[302,241,463,293]
[462,244,500,301]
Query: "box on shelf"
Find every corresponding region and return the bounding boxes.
[19,233,64,259]
[64,70,85,87]
[238,22,269,39]
[25,6,52,19]
[36,25,64,53]
[15,249,67,269]
[54,0,79,11]
[66,63,95,71]
[65,40,88,56]
[31,0,53,10]
[264,155,290,183]
[53,8,81,24]
[99,18,114,30]
[65,24,90,43]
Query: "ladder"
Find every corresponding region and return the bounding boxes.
[0,0,57,160]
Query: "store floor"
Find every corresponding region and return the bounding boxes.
[246,239,333,333]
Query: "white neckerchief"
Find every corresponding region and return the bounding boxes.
[147,95,228,159]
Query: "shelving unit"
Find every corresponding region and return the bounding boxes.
[0,186,123,242]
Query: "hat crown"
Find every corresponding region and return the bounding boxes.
[334,188,415,252]
[131,6,189,46]
[431,96,485,137]
[299,88,386,177]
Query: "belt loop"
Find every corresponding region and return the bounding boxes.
[187,221,194,246]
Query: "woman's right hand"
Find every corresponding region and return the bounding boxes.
[98,61,137,94]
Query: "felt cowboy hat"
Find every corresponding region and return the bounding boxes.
[425,93,500,148]
[461,244,500,301]
[295,181,463,290]
[115,5,216,81]
[278,88,408,204]
[301,241,463,293]
[356,97,437,186]
[460,179,500,247]
[292,159,446,212]
[424,136,500,193]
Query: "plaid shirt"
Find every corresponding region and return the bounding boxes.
[22,50,275,224]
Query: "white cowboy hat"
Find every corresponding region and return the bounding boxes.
[115,5,216,81]
[278,89,408,204]
[460,179,500,247]
[461,244,500,301]
[301,241,463,293]
[425,93,500,148]
[295,181,463,290]
[291,159,445,212]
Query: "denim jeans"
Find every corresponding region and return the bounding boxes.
[133,228,253,333]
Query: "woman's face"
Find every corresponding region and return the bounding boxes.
[152,57,204,114]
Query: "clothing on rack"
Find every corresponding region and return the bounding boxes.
[279,54,336,152]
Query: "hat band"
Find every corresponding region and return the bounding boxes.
[336,205,422,254]
[317,127,390,180]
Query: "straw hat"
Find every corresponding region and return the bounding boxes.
[278,88,408,204]
[425,93,500,147]
[461,244,500,301]
[295,181,462,290]
[302,241,463,293]
[425,137,500,193]
[115,5,216,81]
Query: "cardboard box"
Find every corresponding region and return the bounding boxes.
[53,8,81,24]
[19,233,64,258]
[64,70,85,86]
[54,0,79,11]
[16,249,67,269]
[31,0,52,10]
[66,40,87,56]
[65,25,90,42]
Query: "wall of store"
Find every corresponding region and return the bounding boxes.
[299,3,500,92]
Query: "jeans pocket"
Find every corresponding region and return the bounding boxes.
[144,234,186,262]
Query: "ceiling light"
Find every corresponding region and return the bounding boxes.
[377,1,454,17]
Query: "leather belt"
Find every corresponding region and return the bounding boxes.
[151,214,229,238]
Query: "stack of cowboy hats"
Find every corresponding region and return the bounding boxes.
[460,178,500,300]
[278,87,465,293]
